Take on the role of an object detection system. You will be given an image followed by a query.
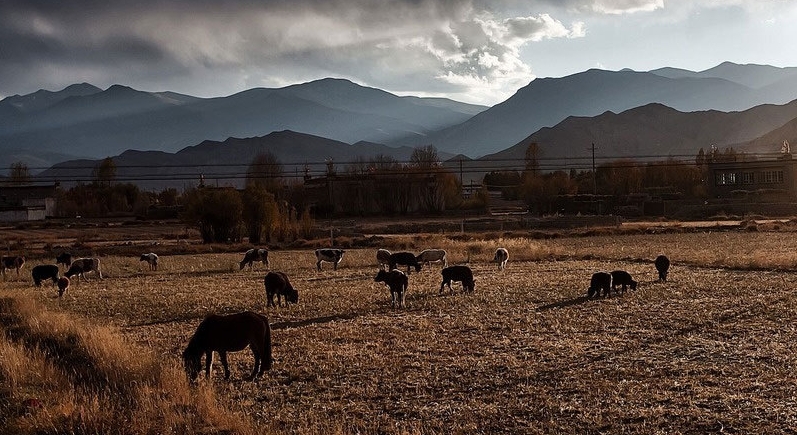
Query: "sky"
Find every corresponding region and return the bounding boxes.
[1,0,797,106]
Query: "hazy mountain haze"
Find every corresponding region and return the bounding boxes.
[0,78,486,170]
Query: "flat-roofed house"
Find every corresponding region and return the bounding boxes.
[0,184,58,221]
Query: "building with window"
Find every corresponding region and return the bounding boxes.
[707,156,795,198]
[0,184,59,221]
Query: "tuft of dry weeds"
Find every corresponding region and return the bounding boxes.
[0,294,258,435]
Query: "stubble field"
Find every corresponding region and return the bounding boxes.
[3,231,797,434]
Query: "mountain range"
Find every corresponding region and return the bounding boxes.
[6,61,797,188]
[450,100,797,181]
[0,79,485,171]
[38,99,797,191]
[36,130,432,191]
[419,62,797,157]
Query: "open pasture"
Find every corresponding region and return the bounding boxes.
[4,232,797,434]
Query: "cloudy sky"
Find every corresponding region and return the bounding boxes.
[1,0,796,105]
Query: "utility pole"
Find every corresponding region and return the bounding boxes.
[590,142,597,194]
[590,142,600,215]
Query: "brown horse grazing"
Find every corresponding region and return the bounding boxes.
[182,311,272,381]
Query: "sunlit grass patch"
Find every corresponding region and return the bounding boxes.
[0,294,258,435]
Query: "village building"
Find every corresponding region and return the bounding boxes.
[706,154,795,199]
[0,184,59,221]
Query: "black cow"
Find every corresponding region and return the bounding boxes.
[655,255,670,282]
[588,272,612,297]
[32,264,60,286]
[440,265,475,293]
[315,249,344,271]
[610,270,637,295]
[264,271,299,307]
[1,255,25,279]
[57,277,70,297]
[240,248,269,271]
[374,269,409,308]
[56,252,73,269]
[389,252,421,274]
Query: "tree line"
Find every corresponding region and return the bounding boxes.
[4,143,746,241]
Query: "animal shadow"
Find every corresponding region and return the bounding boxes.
[536,295,592,312]
[271,312,359,330]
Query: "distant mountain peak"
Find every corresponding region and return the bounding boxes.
[1,82,103,112]
[105,84,139,94]
[309,77,355,84]
[63,83,101,93]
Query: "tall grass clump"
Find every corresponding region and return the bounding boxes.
[0,294,258,435]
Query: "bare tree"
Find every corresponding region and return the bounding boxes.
[410,145,440,170]
[409,145,453,212]
[370,154,401,172]
[246,152,284,194]
[8,162,30,185]
[92,157,116,186]
[345,156,370,175]
[524,142,541,176]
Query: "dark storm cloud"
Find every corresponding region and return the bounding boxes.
[0,0,587,103]
[0,30,166,65]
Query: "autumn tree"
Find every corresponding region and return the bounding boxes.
[246,152,284,194]
[369,155,403,214]
[410,145,440,170]
[484,170,522,200]
[370,154,401,172]
[182,187,243,243]
[57,182,146,217]
[643,158,705,198]
[695,148,707,167]
[345,156,371,175]
[521,170,577,214]
[241,185,279,244]
[408,145,459,213]
[596,159,643,196]
[92,157,117,187]
[524,142,541,177]
[484,170,521,187]
[8,162,30,185]
[157,188,179,207]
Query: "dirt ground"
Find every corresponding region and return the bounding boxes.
[3,231,796,434]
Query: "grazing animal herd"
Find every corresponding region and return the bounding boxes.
[5,244,671,382]
[587,254,669,298]
[13,253,108,298]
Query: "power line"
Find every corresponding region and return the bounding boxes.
[10,152,773,185]
[15,151,781,173]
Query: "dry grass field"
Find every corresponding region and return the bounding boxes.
[2,229,797,434]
